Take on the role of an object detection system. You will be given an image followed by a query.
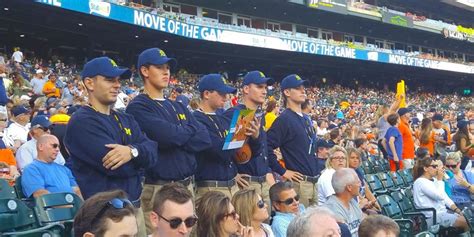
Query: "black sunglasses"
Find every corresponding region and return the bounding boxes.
[429,164,438,169]
[91,198,132,226]
[223,210,238,220]
[446,164,457,169]
[277,195,300,205]
[257,199,265,209]
[51,143,60,149]
[157,213,198,229]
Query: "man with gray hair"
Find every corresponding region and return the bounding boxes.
[324,168,364,237]
[287,206,342,237]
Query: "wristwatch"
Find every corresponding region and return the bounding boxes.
[129,145,139,158]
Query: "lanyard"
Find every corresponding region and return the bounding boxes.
[144,93,183,125]
[198,109,225,138]
[87,104,126,144]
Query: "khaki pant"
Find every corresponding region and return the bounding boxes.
[293,180,318,207]
[140,182,194,235]
[135,205,147,237]
[402,159,414,170]
[195,184,239,201]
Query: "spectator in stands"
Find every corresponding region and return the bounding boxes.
[223,70,277,210]
[11,47,23,66]
[353,138,369,162]
[397,108,415,169]
[7,72,31,97]
[42,73,61,98]
[375,96,402,159]
[328,128,341,148]
[21,134,82,198]
[2,105,31,150]
[196,191,254,237]
[16,115,65,171]
[315,139,331,175]
[232,188,274,237]
[452,120,472,170]
[149,183,197,237]
[445,151,474,209]
[287,206,342,237]
[347,148,380,214]
[61,81,78,105]
[270,181,305,237]
[126,48,210,235]
[384,113,403,171]
[74,190,138,237]
[432,113,451,161]
[415,147,430,160]
[318,145,348,205]
[193,74,238,200]
[417,118,435,157]
[174,87,190,108]
[0,112,9,149]
[0,115,19,184]
[358,215,399,237]
[30,69,46,96]
[0,62,8,106]
[64,57,158,236]
[317,119,329,137]
[267,74,319,207]
[264,99,279,131]
[413,157,468,232]
[324,168,364,236]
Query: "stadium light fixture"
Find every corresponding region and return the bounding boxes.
[20,34,25,38]
[253,6,257,10]
[78,23,83,26]
[135,35,139,38]
[4,7,9,11]
[164,39,168,43]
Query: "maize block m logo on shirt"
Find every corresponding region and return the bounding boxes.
[179,114,186,120]
[124,127,132,136]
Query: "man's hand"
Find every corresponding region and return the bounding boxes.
[102,144,132,170]
[245,118,261,140]
[282,170,304,182]
[236,173,250,188]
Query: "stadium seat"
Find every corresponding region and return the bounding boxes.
[392,171,408,188]
[34,192,83,237]
[365,174,388,196]
[397,169,414,186]
[0,178,16,199]
[13,176,35,207]
[376,194,415,237]
[0,198,63,236]
[390,190,435,234]
[376,172,400,192]
[361,160,375,174]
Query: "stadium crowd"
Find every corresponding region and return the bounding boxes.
[0,46,473,237]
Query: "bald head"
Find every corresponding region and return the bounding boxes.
[287,206,341,237]
[36,134,60,163]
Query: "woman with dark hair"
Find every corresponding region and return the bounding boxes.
[196,191,254,237]
[453,120,473,170]
[417,118,435,157]
[7,71,31,97]
[413,157,469,232]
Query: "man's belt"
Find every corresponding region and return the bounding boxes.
[144,176,193,186]
[302,175,319,183]
[242,175,266,183]
[196,179,236,188]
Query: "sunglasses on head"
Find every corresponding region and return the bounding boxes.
[157,213,198,229]
[91,198,132,226]
[446,164,457,169]
[257,199,265,209]
[277,195,300,205]
[223,210,238,220]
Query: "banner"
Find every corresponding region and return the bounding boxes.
[36,0,474,74]
[442,28,474,43]
[308,0,348,15]
[381,11,413,28]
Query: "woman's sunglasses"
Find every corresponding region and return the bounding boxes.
[277,195,300,205]
[446,164,457,169]
[157,213,198,229]
[257,199,265,209]
[223,210,238,220]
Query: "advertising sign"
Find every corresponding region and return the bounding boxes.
[308,0,348,15]
[382,11,414,28]
[442,28,474,43]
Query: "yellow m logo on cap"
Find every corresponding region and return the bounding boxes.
[159,49,167,57]
[110,59,118,67]
[295,75,301,80]
[259,72,265,78]
[222,77,227,85]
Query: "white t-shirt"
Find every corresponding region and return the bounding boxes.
[317,168,336,205]
[413,177,454,222]
[2,122,30,147]
[12,51,23,63]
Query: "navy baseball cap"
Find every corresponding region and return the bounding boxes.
[81,57,131,80]
[137,48,177,69]
[31,115,51,129]
[11,106,30,117]
[281,74,308,90]
[242,71,274,86]
[432,113,443,121]
[397,107,411,117]
[316,139,331,149]
[198,74,237,94]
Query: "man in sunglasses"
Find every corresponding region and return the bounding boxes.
[16,115,65,172]
[74,190,138,237]
[270,181,305,237]
[21,134,82,199]
[149,183,197,237]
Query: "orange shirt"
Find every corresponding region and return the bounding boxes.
[398,121,415,159]
[43,81,60,98]
[416,130,435,156]
[0,149,16,166]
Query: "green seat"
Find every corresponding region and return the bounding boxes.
[377,172,400,192]
[393,171,408,188]
[365,174,388,196]
[14,176,26,199]
[390,190,434,234]
[398,169,414,186]
[361,161,375,174]
[371,160,386,173]
[0,178,16,199]
[376,194,415,237]
[34,192,83,237]
[0,198,62,236]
